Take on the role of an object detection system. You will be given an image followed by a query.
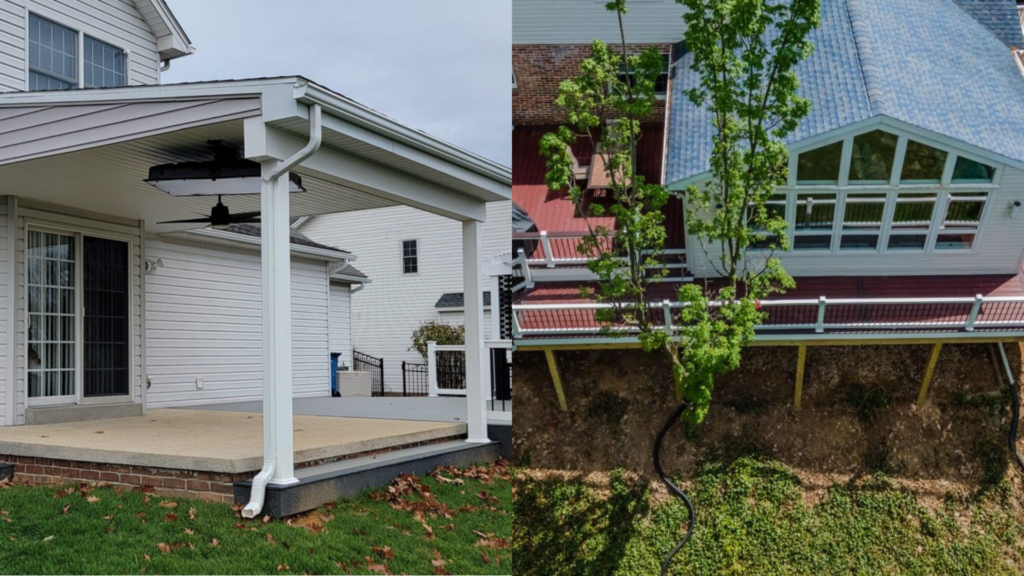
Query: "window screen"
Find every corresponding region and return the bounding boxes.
[28,14,78,91]
[402,240,418,274]
[84,36,126,88]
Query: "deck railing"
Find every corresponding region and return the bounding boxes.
[424,340,513,412]
[511,231,689,290]
[512,295,1024,337]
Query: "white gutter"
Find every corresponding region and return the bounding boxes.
[242,104,323,519]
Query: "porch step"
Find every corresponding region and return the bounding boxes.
[233,440,501,518]
[25,402,143,426]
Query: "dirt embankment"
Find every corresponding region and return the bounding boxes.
[513,343,1024,504]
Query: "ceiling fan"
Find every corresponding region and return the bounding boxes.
[158,195,261,228]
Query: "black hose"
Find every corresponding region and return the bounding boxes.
[653,402,695,576]
[997,344,1024,473]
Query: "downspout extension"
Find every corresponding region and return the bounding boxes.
[241,458,276,518]
[242,102,323,518]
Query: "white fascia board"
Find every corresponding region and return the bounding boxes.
[296,82,512,188]
[174,227,355,262]
[248,122,488,222]
[0,77,300,107]
[515,331,1024,348]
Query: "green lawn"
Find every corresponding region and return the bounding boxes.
[0,461,511,575]
[514,457,1024,576]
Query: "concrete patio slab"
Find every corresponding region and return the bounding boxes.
[0,409,466,474]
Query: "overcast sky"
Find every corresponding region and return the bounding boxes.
[163,0,511,167]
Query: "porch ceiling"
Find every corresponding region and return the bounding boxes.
[0,120,400,234]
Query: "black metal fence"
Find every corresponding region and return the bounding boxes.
[490,348,512,412]
[436,350,466,392]
[353,350,384,397]
[401,361,429,396]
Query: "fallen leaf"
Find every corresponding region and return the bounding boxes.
[163,513,178,523]
[432,549,449,575]
[54,487,74,498]
[475,537,510,549]
[156,543,171,554]
[276,565,289,572]
[372,545,394,560]
[103,515,114,520]
[184,528,194,535]
[263,514,270,523]
[143,554,151,561]
[188,508,196,521]
[158,501,178,509]
[43,535,54,542]
[85,495,99,504]
[211,538,219,547]
[267,533,276,546]
[61,504,70,515]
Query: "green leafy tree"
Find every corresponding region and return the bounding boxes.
[409,321,464,361]
[542,0,818,571]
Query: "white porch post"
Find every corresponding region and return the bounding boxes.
[261,161,298,485]
[462,220,489,443]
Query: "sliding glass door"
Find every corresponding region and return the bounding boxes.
[27,231,76,401]
[83,237,130,398]
[27,229,130,403]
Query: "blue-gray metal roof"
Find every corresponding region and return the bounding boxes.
[953,0,1023,48]
[666,0,1024,185]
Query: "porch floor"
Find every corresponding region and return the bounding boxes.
[0,409,465,474]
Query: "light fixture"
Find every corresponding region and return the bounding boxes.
[145,140,306,197]
[1012,200,1021,220]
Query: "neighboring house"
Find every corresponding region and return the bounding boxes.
[299,201,511,393]
[0,0,510,458]
[513,0,1024,406]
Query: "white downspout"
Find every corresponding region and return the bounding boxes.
[242,103,323,519]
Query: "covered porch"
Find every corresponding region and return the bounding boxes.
[0,77,511,515]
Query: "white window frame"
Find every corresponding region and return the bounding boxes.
[24,223,133,407]
[401,239,419,276]
[24,9,130,91]
[773,124,1001,257]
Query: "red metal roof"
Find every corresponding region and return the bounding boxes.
[512,124,684,247]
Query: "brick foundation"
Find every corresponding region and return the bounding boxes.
[1,434,465,503]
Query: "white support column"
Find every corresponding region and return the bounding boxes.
[462,220,489,443]
[261,161,298,486]
[427,341,439,397]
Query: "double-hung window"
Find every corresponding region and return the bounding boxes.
[28,13,127,91]
[28,14,78,91]
[402,240,418,274]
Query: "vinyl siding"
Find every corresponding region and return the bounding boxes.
[329,283,353,368]
[685,166,1024,278]
[300,201,511,393]
[144,238,334,408]
[513,0,686,45]
[0,0,162,93]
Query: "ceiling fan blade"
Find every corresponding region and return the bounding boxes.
[158,217,214,225]
[229,216,262,224]
[228,211,262,220]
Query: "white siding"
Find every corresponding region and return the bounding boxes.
[144,238,335,408]
[0,0,162,92]
[513,0,686,45]
[686,166,1024,278]
[329,283,353,368]
[438,309,494,340]
[300,201,511,393]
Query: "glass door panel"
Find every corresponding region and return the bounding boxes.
[83,236,130,398]
[27,231,76,399]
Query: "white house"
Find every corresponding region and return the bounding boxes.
[299,201,511,394]
[0,0,511,506]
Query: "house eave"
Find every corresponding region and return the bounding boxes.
[165,227,355,262]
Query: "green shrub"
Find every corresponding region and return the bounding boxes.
[410,321,464,360]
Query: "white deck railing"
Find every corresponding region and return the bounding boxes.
[512,295,1024,337]
[511,231,689,290]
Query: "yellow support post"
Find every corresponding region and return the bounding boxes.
[917,343,943,406]
[544,349,568,412]
[795,344,807,411]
